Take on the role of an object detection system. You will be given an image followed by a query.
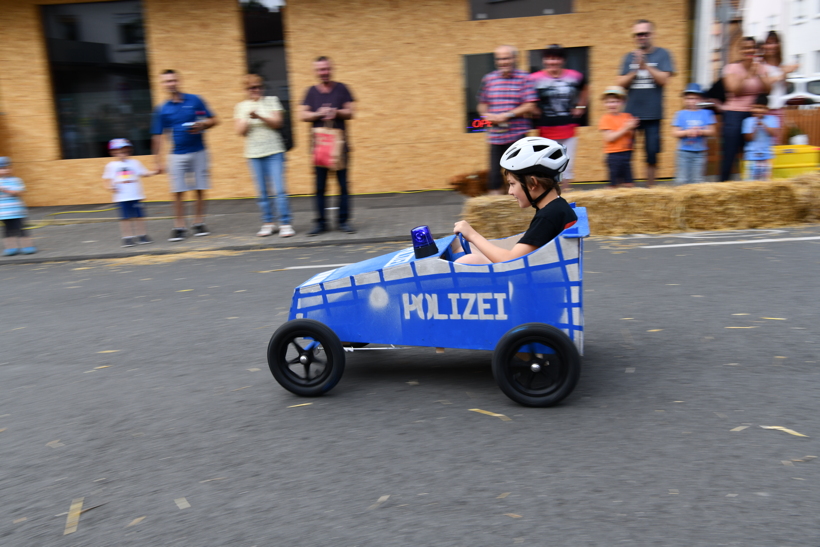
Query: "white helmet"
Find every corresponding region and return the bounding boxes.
[499,137,569,180]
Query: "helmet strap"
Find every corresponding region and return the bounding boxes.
[519,175,550,210]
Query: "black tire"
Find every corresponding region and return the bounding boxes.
[267,319,345,397]
[492,323,581,407]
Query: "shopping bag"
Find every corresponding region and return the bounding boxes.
[313,124,345,170]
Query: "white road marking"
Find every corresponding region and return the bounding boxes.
[638,236,820,249]
[285,263,351,270]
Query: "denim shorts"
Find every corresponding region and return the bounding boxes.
[119,200,144,220]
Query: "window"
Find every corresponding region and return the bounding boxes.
[806,79,820,95]
[795,0,805,21]
[767,14,777,30]
[816,51,820,73]
[469,0,573,20]
[463,53,496,132]
[42,1,153,159]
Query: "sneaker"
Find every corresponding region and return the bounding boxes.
[121,237,136,248]
[168,228,187,242]
[138,235,153,245]
[192,224,210,237]
[307,225,327,237]
[279,224,295,237]
[2,248,19,257]
[21,246,38,255]
[338,223,357,234]
[257,223,276,237]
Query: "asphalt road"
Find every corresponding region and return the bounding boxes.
[1,229,819,546]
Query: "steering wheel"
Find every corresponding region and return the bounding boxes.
[458,233,471,255]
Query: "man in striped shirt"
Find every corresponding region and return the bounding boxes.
[478,45,538,195]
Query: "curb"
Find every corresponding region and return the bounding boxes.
[0,234,425,266]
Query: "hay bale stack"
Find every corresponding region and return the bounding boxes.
[461,176,820,237]
[789,173,820,222]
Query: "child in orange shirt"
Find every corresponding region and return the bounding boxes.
[599,86,639,188]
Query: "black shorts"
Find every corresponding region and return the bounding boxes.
[606,151,633,186]
[2,217,26,238]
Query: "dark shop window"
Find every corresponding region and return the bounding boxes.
[469,0,573,21]
[463,53,496,133]
[42,1,153,159]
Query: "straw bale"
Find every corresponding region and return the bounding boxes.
[568,187,681,235]
[676,180,797,230]
[461,176,820,237]
[789,173,820,222]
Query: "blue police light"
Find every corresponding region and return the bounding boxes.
[411,225,438,259]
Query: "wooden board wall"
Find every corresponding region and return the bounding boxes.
[0,0,251,206]
[0,0,688,206]
[284,0,689,194]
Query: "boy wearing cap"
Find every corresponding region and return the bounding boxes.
[599,86,639,188]
[671,83,716,184]
[0,157,36,256]
[741,94,779,181]
[103,139,158,247]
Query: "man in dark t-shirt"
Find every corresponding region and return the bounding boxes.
[300,56,356,235]
[617,20,675,187]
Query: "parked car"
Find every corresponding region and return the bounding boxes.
[782,77,820,106]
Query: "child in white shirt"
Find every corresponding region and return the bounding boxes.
[102,139,158,247]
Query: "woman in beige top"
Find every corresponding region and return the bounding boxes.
[234,74,294,237]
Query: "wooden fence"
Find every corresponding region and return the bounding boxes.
[784,107,820,145]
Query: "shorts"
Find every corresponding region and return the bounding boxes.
[118,200,145,220]
[168,149,210,193]
[744,159,772,181]
[554,137,577,180]
[634,119,661,166]
[606,151,633,186]
[2,217,26,238]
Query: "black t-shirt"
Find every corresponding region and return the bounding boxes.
[517,197,578,248]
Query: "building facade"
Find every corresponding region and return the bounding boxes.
[0,0,690,206]
[743,0,820,76]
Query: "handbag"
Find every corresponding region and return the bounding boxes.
[313,121,345,170]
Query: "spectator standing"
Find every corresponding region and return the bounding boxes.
[599,86,639,188]
[617,20,675,187]
[235,74,294,238]
[671,84,716,184]
[761,31,799,143]
[0,157,36,256]
[478,45,538,195]
[300,57,356,236]
[529,44,589,190]
[151,69,219,242]
[742,94,779,181]
[102,139,158,247]
[720,37,771,181]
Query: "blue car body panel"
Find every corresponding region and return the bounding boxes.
[289,207,589,354]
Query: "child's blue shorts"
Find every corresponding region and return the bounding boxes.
[119,200,144,220]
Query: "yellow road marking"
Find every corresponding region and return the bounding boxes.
[64,498,84,535]
[469,409,511,421]
[288,402,313,408]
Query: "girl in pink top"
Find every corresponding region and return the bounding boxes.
[720,37,772,181]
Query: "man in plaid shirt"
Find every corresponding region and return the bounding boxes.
[478,45,538,194]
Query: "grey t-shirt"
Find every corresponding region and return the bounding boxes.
[619,47,675,120]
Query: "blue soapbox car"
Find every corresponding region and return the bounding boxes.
[267,206,589,407]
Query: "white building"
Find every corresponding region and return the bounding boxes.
[743,0,820,76]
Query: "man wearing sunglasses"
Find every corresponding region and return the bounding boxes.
[617,20,675,187]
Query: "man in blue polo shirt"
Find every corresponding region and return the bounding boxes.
[151,69,218,241]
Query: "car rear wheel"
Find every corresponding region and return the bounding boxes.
[492,323,580,407]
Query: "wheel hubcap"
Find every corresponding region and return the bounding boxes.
[299,354,310,365]
[530,363,541,372]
